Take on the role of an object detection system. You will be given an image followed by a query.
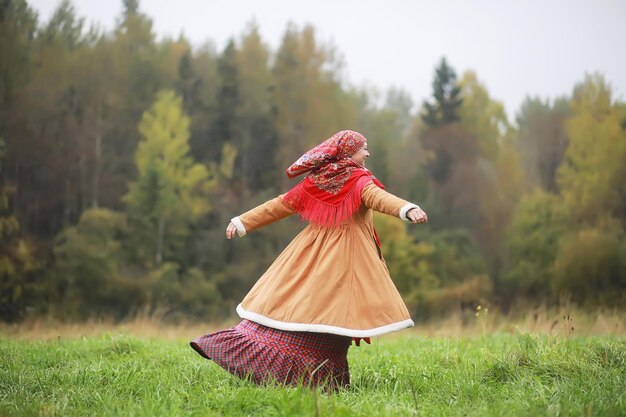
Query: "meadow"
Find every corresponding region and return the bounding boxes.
[1,310,625,417]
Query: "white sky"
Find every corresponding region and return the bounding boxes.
[28,0,626,121]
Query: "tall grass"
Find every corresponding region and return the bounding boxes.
[2,307,625,416]
[1,332,625,416]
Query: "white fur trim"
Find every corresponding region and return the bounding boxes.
[231,216,246,237]
[399,203,420,222]
[236,304,414,337]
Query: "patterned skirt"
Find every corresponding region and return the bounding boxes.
[190,320,352,390]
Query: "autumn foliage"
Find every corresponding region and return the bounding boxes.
[1,1,625,322]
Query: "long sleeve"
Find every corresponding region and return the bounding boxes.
[361,182,419,221]
[231,195,296,236]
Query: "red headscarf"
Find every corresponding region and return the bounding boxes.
[283,130,384,226]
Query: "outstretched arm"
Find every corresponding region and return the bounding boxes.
[361,182,428,224]
[226,195,296,239]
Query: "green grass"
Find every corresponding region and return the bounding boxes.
[1,333,625,416]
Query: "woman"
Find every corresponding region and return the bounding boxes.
[190,130,427,390]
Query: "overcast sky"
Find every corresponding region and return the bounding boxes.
[28,0,626,121]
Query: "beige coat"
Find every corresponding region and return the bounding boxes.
[230,182,417,337]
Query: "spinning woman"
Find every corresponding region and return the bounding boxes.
[190,130,428,390]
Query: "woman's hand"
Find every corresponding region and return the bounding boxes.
[226,222,238,239]
[407,207,428,224]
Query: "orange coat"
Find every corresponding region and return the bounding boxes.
[231,182,417,337]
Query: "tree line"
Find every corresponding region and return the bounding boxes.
[1,0,625,322]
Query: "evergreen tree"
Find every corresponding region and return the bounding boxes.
[236,22,278,190]
[122,0,140,20]
[210,39,240,164]
[0,138,40,322]
[0,0,37,135]
[421,57,463,127]
[173,44,219,172]
[124,90,211,266]
[43,0,85,49]
[103,0,163,211]
[7,0,88,234]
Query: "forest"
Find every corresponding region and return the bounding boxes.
[1,0,625,323]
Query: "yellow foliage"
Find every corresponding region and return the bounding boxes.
[551,224,626,304]
[219,142,238,179]
[558,74,626,222]
[459,70,512,161]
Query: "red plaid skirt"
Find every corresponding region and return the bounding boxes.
[190,320,351,389]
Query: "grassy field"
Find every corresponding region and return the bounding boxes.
[1,324,625,417]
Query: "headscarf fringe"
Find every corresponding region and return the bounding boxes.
[283,176,371,227]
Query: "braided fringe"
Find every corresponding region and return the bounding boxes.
[283,176,371,227]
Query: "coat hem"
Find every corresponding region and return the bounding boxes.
[236,304,415,337]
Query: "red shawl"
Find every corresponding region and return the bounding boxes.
[283,130,384,226]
